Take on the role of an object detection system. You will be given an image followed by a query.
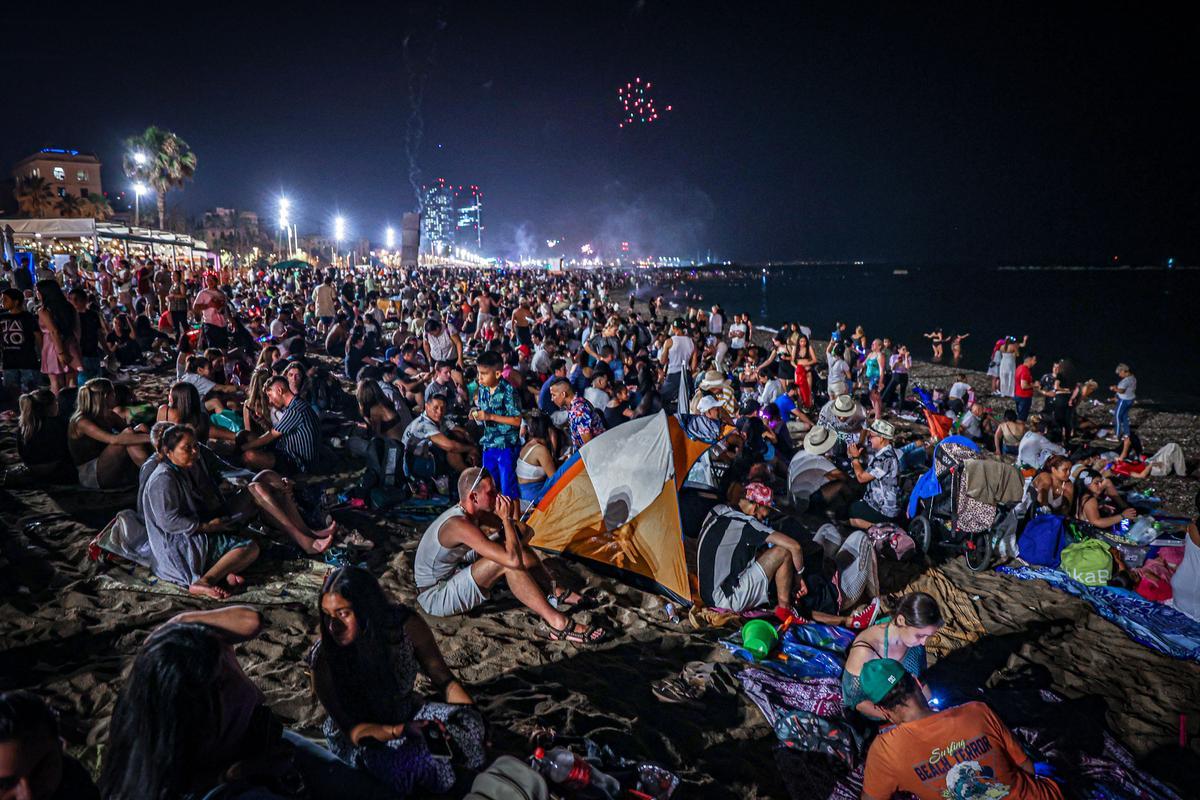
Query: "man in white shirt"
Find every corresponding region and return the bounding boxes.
[947,374,971,414]
[313,273,337,326]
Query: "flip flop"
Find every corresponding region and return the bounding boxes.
[340,530,375,550]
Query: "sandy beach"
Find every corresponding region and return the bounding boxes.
[2,316,1198,798]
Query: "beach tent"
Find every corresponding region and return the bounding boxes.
[527,411,711,605]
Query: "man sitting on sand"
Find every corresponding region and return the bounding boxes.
[241,375,321,474]
[860,658,1063,800]
[847,419,901,530]
[697,482,807,618]
[413,467,607,644]
[401,393,479,480]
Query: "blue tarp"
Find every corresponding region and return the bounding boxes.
[998,565,1200,662]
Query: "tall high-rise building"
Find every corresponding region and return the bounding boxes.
[420,178,483,256]
[455,184,482,250]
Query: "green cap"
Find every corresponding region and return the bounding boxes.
[860,658,908,703]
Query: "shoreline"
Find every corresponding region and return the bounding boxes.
[631,282,1198,517]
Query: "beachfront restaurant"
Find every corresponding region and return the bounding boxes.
[1,217,219,271]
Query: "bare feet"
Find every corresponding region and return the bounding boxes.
[225,573,246,589]
[188,581,230,600]
[315,520,339,539]
[311,535,335,554]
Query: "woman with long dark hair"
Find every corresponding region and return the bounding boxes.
[841,592,944,720]
[157,380,234,444]
[36,279,82,395]
[101,606,384,800]
[310,566,486,796]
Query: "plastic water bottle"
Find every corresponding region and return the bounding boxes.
[539,747,621,798]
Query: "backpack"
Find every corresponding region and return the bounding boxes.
[463,755,547,800]
[1059,539,1114,586]
[773,709,860,768]
[1017,514,1071,567]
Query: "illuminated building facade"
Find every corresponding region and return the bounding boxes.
[420,178,483,256]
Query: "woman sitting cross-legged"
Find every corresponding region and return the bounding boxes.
[144,422,341,565]
[310,566,487,797]
[142,424,261,599]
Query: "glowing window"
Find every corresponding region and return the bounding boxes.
[53,166,65,181]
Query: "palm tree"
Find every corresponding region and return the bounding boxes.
[81,194,114,221]
[123,125,198,230]
[13,176,56,217]
[56,193,84,218]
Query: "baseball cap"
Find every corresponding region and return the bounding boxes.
[697,395,723,414]
[743,482,774,508]
[860,658,908,703]
[384,347,400,361]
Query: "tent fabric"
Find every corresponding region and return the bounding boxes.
[528,411,709,604]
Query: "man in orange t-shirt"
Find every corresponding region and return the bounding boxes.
[859,659,1063,800]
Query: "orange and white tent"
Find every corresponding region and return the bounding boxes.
[527,411,712,604]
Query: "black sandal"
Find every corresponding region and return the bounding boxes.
[545,620,608,645]
[547,586,600,612]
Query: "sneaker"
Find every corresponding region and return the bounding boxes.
[848,597,881,630]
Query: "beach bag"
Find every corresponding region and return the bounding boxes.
[1017,514,1071,567]
[1060,539,1113,586]
[773,709,859,768]
[464,755,548,800]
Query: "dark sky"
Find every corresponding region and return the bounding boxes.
[6,2,1196,264]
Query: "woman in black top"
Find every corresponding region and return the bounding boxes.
[17,388,74,481]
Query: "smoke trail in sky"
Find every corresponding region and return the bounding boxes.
[402,6,446,213]
[403,34,428,213]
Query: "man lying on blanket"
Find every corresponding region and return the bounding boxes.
[860,658,1063,800]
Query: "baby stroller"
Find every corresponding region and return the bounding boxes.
[907,436,1026,571]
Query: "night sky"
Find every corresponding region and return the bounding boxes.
[5,3,1196,264]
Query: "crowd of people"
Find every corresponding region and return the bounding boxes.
[1,251,1195,799]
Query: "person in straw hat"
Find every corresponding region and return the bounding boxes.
[818,393,867,441]
[788,425,860,518]
[847,419,902,529]
[689,368,736,419]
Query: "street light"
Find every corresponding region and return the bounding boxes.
[333,216,346,265]
[133,182,147,227]
[133,151,147,167]
[278,197,291,255]
[385,226,395,249]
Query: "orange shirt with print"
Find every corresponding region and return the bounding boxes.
[862,701,1063,800]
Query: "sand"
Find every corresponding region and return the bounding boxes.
[2,338,1198,798]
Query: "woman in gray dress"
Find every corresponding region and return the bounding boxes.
[142,424,259,599]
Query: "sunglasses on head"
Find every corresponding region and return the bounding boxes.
[466,467,491,497]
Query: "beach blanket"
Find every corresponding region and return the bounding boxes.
[96,558,330,606]
[998,565,1200,662]
[903,566,989,658]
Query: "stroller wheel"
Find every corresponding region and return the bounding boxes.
[964,530,993,572]
[910,515,934,554]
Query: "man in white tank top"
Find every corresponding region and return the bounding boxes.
[413,467,608,644]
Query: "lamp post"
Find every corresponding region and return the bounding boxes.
[133,182,146,227]
[333,216,346,267]
[278,197,291,256]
